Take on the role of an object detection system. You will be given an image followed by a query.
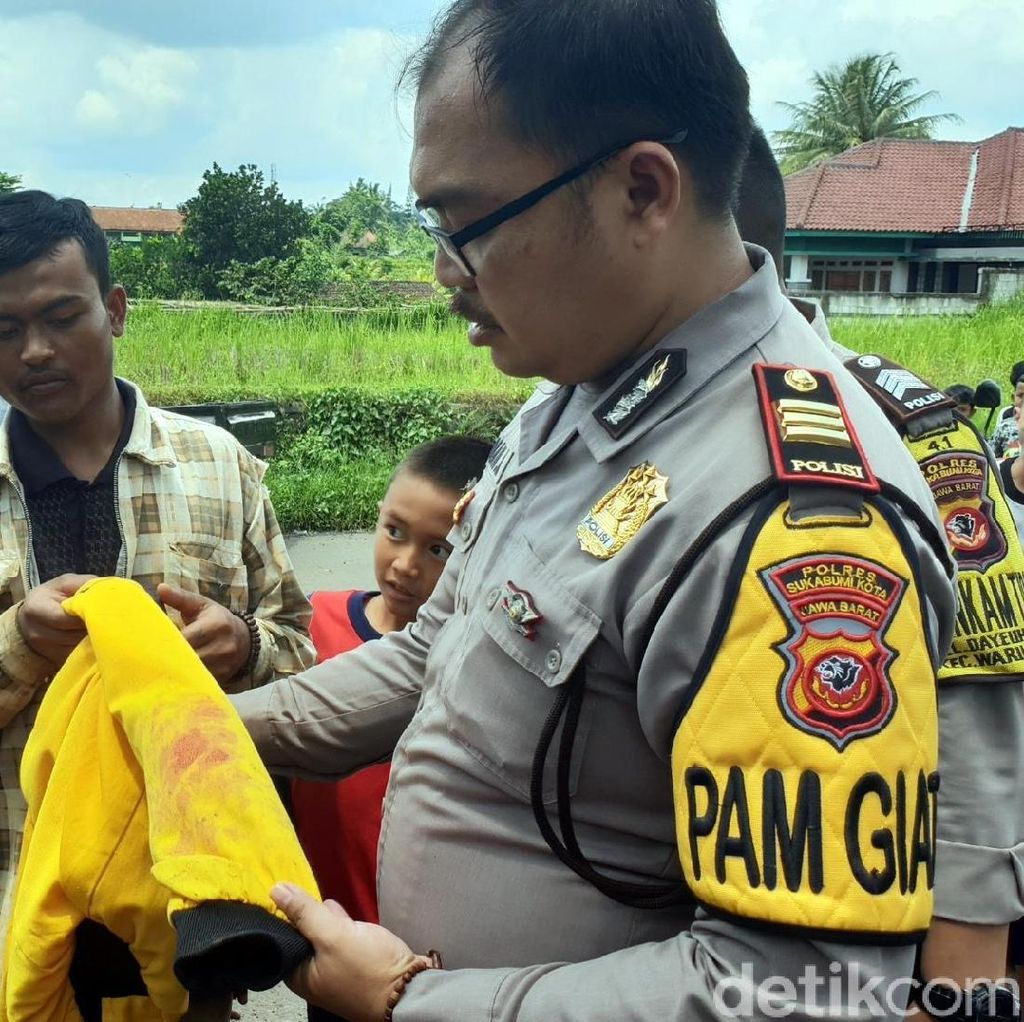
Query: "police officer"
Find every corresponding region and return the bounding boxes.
[738,126,1024,1018]
[233,3,960,1019]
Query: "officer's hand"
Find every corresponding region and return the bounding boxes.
[157,584,252,683]
[271,882,433,1022]
[16,574,94,665]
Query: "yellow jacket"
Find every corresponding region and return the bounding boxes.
[1,578,318,1021]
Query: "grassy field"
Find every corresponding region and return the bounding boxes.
[117,302,528,405]
[119,298,1024,407]
[115,299,1024,530]
[831,300,1024,391]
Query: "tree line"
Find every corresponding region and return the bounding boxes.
[119,167,436,305]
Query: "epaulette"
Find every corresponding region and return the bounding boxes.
[594,349,687,439]
[753,363,879,493]
[843,354,955,435]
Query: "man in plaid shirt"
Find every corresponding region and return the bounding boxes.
[0,191,315,952]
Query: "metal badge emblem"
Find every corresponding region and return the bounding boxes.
[577,462,669,560]
[500,581,543,639]
[784,368,819,393]
[452,488,476,526]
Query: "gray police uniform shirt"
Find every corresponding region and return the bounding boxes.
[793,295,1024,929]
[236,254,961,1021]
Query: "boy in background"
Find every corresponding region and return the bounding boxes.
[291,435,490,933]
[944,383,976,420]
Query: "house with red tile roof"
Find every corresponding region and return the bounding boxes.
[90,206,184,245]
[783,128,1024,300]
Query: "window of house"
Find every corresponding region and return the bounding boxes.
[809,259,895,292]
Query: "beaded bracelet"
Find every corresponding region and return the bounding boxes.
[233,610,261,677]
[383,950,443,1021]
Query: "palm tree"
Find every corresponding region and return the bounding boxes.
[0,172,21,196]
[773,53,960,173]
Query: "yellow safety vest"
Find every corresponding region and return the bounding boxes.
[845,354,1024,682]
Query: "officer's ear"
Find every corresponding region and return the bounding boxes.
[616,141,685,250]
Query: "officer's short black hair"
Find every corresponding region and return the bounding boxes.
[404,0,752,218]
[944,384,975,408]
[734,126,787,271]
[0,190,112,295]
[393,435,492,496]
[1011,362,1024,387]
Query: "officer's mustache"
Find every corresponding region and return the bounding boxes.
[449,292,500,330]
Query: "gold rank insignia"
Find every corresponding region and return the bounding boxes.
[577,463,669,560]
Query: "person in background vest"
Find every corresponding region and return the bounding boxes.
[736,125,1024,1019]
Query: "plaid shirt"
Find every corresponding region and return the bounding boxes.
[0,381,314,944]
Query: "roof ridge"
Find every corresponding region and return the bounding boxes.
[90,204,175,212]
[795,162,828,229]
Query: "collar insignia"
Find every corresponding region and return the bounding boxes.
[452,488,476,526]
[578,462,669,560]
[595,349,687,439]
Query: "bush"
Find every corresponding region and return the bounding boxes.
[110,236,197,299]
[303,388,518,458]
[264,389,520,531]
[266,448,394,532]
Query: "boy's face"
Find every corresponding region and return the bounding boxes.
[373,469,460,627]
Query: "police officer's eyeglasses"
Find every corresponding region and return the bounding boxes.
[416,128,688,278]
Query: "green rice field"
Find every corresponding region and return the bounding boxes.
[118,299,1024,407]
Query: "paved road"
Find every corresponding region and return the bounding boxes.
[285,530,376,593]
[243,532,375,1021]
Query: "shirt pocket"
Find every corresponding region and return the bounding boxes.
[0,550,22,612]
[165,537,248,610]
[441,538,602,804]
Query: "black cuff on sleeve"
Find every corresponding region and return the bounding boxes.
[1000,458,1024,505]
[173,901,313,996]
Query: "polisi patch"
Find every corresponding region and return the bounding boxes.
[754,364,879,493]
[844,354,954,429]
[761,554,904,749]
[921,451,1007,572]
[595,349,687,439]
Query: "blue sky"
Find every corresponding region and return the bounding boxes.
[1,0,1020,210]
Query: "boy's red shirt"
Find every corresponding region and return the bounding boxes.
[291,589,388,924]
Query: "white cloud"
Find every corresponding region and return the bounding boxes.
[718,0,1023,141]
[1,3,1020,211]
[76,89,120,130]
[92,48,198,120]
[0,13,418,206]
